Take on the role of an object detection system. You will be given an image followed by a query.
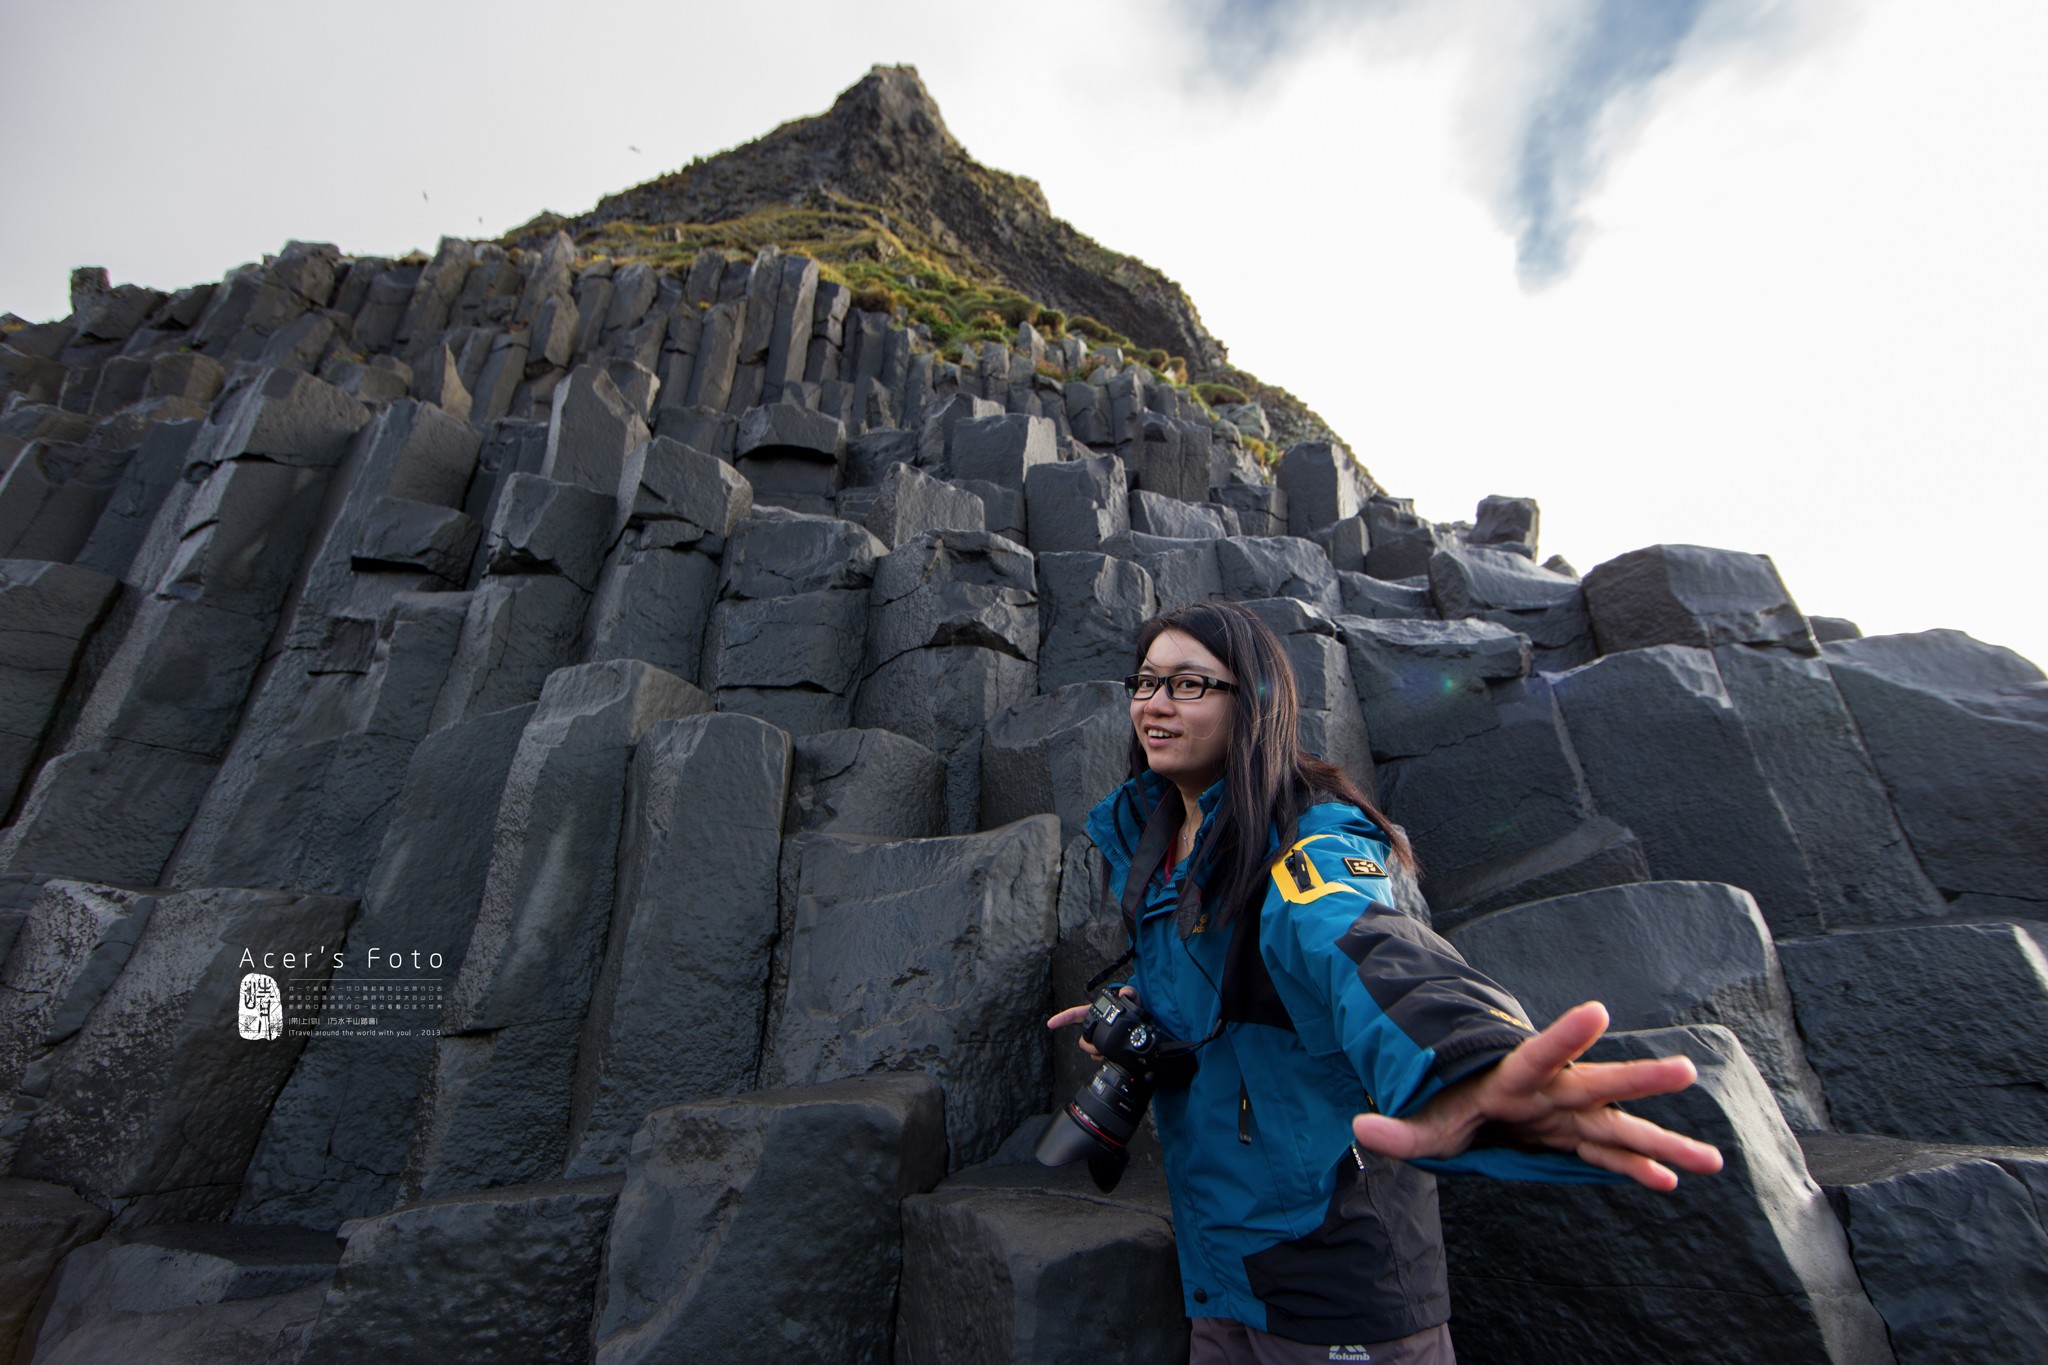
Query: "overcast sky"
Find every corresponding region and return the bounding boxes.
[5,0,2042,667]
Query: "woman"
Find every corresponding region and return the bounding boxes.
[1049,601,1720,1364]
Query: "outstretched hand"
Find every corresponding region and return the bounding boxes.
[1350,1001,1724,1190]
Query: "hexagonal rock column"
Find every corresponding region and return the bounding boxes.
[1822,630,2048,911]
[1035,552,1157,694]
[0,880,153,1159]
[1445,881,1829,1129]
[539,364,648,497]
[22,1222,341,1363]
[1242,598,1374,796]
[701,510,883,736]
[1024,452,1128,555]
[0,560,118,812]
[1,431,347,885]
[733,402,845,514]
[591,1075,946,1365]
[864,459,986,549]
[1216,536,1340,614]
[759,815,1061,1168]
[564,713,791,1177]
[1710,645,1944,925]
[1429,543,1592,671]
[1276,441,1375,539]
[404,661,709,1200]
[164,593,470,899]
[981,680,1131,841]
[1377,674,1615,915]
[237,702,533,1229]
[1438,1026,1893,1365]
[0,1178,110,1363]
[1582,544,1817,657]
[5,887,354,1228]
[857,529,1038,833]
[1340,616,1530,762]
[1549,645,1827,937]
[1777,921,2048,1146]
[784,728,947,840]
[295,1175,621,1365]
[897,1163,1186,1365]
[582,435,751,682]
[1800,1132,2048,1364]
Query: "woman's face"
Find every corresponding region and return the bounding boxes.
[1131,628,1236,794]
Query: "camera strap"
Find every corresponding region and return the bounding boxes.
[1089,791,1228,1057]
[1079,788,1183,996]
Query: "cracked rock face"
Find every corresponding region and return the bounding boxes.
[0,67,2041,1362]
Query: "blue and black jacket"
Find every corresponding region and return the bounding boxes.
[1086,771,1615,1345]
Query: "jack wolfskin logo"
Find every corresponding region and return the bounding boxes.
[239,973,283,1040]
[1342,856,1386,878]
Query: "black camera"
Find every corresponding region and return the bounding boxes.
[1036,988,1196,1192]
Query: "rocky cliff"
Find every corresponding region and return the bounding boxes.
[2,67,2046,1365]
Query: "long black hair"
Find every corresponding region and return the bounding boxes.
[1129,600,1415,925]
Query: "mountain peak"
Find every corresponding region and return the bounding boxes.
[533,69,1228,377]
[826,64,954,148]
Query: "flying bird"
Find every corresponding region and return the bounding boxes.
[421,191,429,203]
[628,144,642,154]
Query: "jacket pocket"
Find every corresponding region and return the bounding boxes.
[1241,1150,1450,1345]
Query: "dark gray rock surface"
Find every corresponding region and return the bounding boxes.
[0,1177,111,1363]
[8,887,354,1226]
[238,703,533,1228]
[1024,452,1127,554]
[1778,921,2048,1146]
[406,662,707,1198]
[785,727,947,839]
[1035,551,1156,693]
[981,680,1131,841]
[1584,543,1816,656]
[1550,645,1826,936]
[1800,1133,2048,1364]
[0,560,118,811]
[760,816,1060,1167]
[1447,881,1828,1129]
[1439,1026,1893,1364]
[23,1222,340,1363]
[1276,441,1372,538]
[566,713,790,1176]
[1824,630,2048,907]
[296,1175,620,1365]
[898,1161,1185,1365]
[1429,543,1593,669]
[591,1076,945,1365]
[1341,615,1529,761]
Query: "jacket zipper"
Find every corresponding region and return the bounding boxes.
[1238,1082,1253,1144]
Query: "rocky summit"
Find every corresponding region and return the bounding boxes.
[2,65,2045,1365]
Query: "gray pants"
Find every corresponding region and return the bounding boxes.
[1189,1318,1455,1365]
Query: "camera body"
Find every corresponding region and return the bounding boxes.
[1036,988,1195,1191]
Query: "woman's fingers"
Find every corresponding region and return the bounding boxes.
[1567,1104,1724,1177]
[1570,1138,1681,1191]
[1351,1111,1435,1160]
[1532,1054,1702,1112]
[1487,1001,1611,1097]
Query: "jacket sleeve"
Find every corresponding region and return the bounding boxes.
[1259,833,1622,1183]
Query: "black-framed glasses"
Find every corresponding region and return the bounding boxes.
[1124,672,1240,701]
